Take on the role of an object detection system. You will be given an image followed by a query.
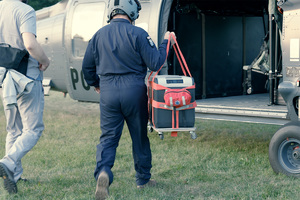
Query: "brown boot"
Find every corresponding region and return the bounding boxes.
[0,163,17,194]
[137,179,157,189]
[95,171,109,200]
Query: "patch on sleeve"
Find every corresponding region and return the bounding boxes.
[147,36,155,47]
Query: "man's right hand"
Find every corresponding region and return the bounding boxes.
[164,31,176,45]
[22,32,50,71]
[39,63,49,71]
[164,31,170,40]
[94,87,100,94]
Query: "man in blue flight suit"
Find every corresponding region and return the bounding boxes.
[82,0,175,199]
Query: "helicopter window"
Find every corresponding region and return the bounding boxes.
[71,2,105,57]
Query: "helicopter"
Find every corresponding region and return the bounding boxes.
[35,0,300,178]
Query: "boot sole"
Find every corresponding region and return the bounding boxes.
[95,172,109,200]
[0,163,17,194]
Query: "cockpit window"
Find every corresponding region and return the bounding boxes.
[71,2,105,57]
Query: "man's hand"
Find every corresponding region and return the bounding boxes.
[164,31,176,45]
[94,87,100,94]
[164,31,170,40]
[22,32,50,71]
[170,32,176,45]
[39,63,49,71]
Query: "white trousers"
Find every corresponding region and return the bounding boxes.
[0,80,44,182]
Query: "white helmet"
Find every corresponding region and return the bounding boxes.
[107,0,141,23]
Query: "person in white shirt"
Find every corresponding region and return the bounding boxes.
[0,0,50,194]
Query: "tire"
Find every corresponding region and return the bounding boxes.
[269,121,300,177]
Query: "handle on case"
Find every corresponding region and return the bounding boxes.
[0,43,11,47]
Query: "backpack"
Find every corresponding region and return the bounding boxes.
[0,43,29,75]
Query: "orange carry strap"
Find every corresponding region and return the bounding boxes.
[151,100,196,129]
[148,33,193,82]
[152,100,197,111]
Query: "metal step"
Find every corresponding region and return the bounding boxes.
[195,94,289,125]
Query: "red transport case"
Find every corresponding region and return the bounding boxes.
[147,34,197,140]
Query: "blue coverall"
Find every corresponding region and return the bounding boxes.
[82,18,168,186]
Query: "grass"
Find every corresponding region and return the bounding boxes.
[0,90,299,199]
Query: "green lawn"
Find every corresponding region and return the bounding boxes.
[0,90,299,199]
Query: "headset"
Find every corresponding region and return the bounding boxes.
[107,0,141,23]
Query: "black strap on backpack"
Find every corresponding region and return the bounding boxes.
[0,43,29,76]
